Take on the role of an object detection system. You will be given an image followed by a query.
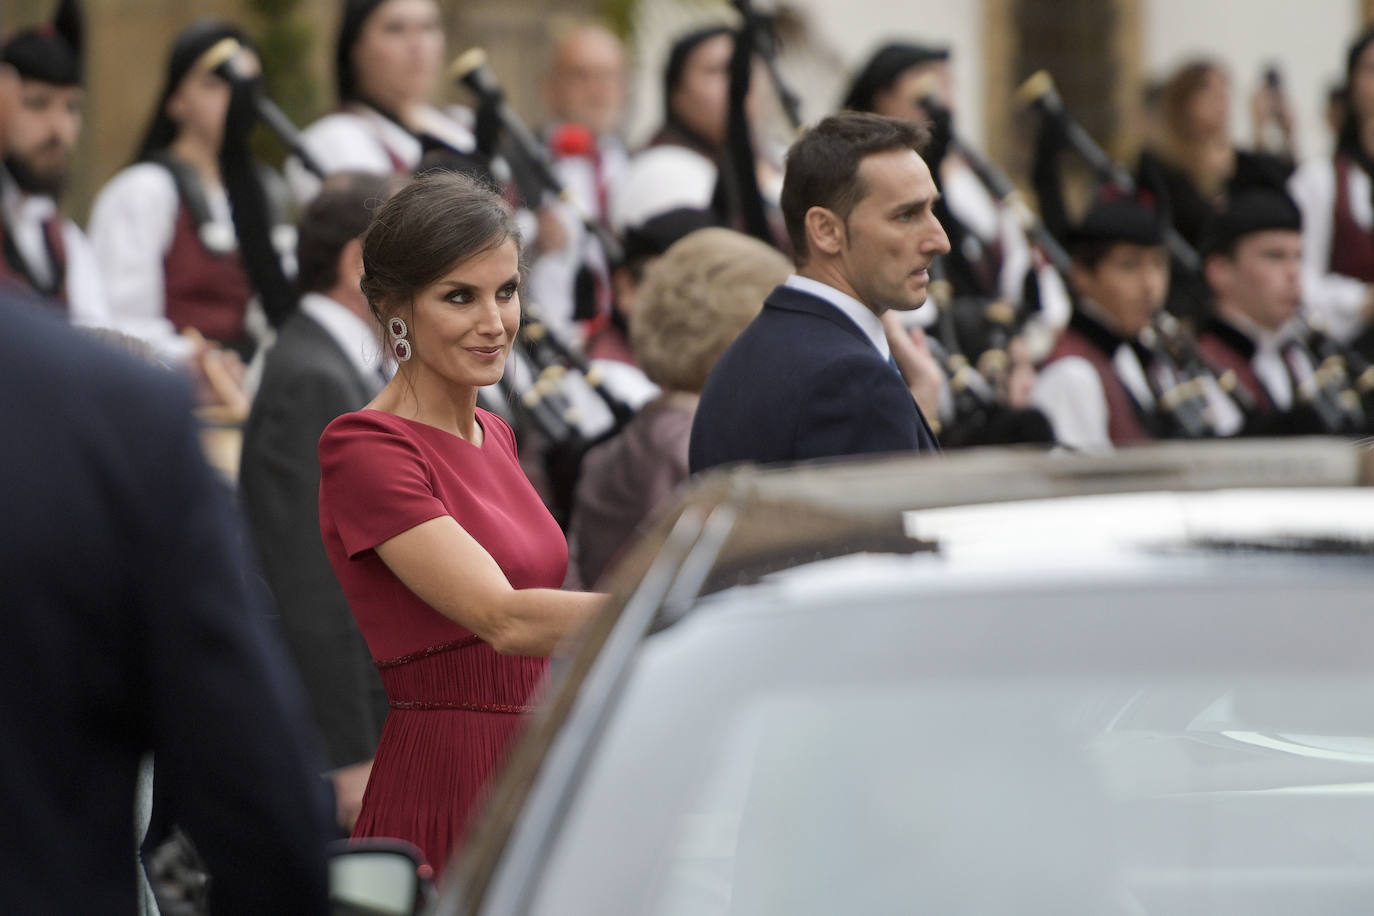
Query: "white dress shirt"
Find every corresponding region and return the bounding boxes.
[1216,309,1306,411]
[1,170,111,329]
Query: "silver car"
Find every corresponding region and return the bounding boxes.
[398,439,1374,916]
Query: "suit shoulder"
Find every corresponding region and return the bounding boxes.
[266,313,347,365]
[0,294,192,425]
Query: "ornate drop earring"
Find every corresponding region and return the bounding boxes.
[388,316,411,362]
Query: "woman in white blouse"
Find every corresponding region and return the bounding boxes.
[88,20,291,368]
[1289,27,1374,348]
[285,0,480,204]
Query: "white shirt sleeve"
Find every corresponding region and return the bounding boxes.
[608,146,717,236]
[1289,158,1371,344]
[286,112,408,205]
[60,221,113,330]
[524,222,585,338]
[1032,356,1113,453]
[86,163,193,362]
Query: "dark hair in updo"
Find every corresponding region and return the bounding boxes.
[359,170,522,326]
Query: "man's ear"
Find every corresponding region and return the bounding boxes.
[340,238,365,290]
[804,206,845,257]
[1203,253,1232,301]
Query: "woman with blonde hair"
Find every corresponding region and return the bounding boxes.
[570,227,792,585]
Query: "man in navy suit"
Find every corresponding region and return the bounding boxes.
[0,61,332,913]
[689,112,950,473]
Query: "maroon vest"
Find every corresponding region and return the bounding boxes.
[162,204,253,345]
[0,210,68,309]
[1328,156,1374,283]
[1043,325,1154,446]
[1197,324,1275,413]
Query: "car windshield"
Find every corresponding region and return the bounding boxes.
[523,539,1374,915]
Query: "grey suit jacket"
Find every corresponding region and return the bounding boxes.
[240,309,388,769]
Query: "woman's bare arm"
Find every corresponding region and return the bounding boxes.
[375,516,605,656]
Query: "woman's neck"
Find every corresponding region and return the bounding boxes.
[376,367,483,444]
[1163,130,1232,197]
[167,135,221,188]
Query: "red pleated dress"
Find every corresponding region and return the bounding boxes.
[317,408,567,874]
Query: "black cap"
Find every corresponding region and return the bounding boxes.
[1067,187,1166,252]
[1,0,83,87]
[1202,185,1302,257]
[336,0,389,104]
[843,42,950,113]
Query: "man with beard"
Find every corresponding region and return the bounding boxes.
[0,0,110,326]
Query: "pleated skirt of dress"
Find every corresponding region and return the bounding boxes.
[351,636,549,875]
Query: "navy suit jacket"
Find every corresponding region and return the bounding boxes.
[240,309,389,770]
[0,289,332,913]
[689,284,940,473]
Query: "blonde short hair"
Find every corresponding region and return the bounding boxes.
[630,228,791,393]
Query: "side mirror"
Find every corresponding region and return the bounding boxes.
[329,838,435,916]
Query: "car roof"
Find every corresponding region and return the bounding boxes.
[596,438,1374,613]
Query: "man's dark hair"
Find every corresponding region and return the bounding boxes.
[780,112,930,265]
[297,172,402,295]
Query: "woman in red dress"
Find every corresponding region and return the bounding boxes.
[317,171,603,874]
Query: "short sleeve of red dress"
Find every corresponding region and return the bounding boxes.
[317,408,567,660]
[318,411,451,560]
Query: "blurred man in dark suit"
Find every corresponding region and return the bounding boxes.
[689,112,949,473]
[240,171,398,832]
[0,60,331,914]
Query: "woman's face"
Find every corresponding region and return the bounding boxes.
[404,238,522,392]
[670,33,733,147]
[166,47,261,151]
[353,0,444,108]
[1350,42,1374,124]
[876,61,953,122]
[1185,67,1230,137]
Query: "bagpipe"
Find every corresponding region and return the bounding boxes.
[711,0,801,247]
[448,48,624,265]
